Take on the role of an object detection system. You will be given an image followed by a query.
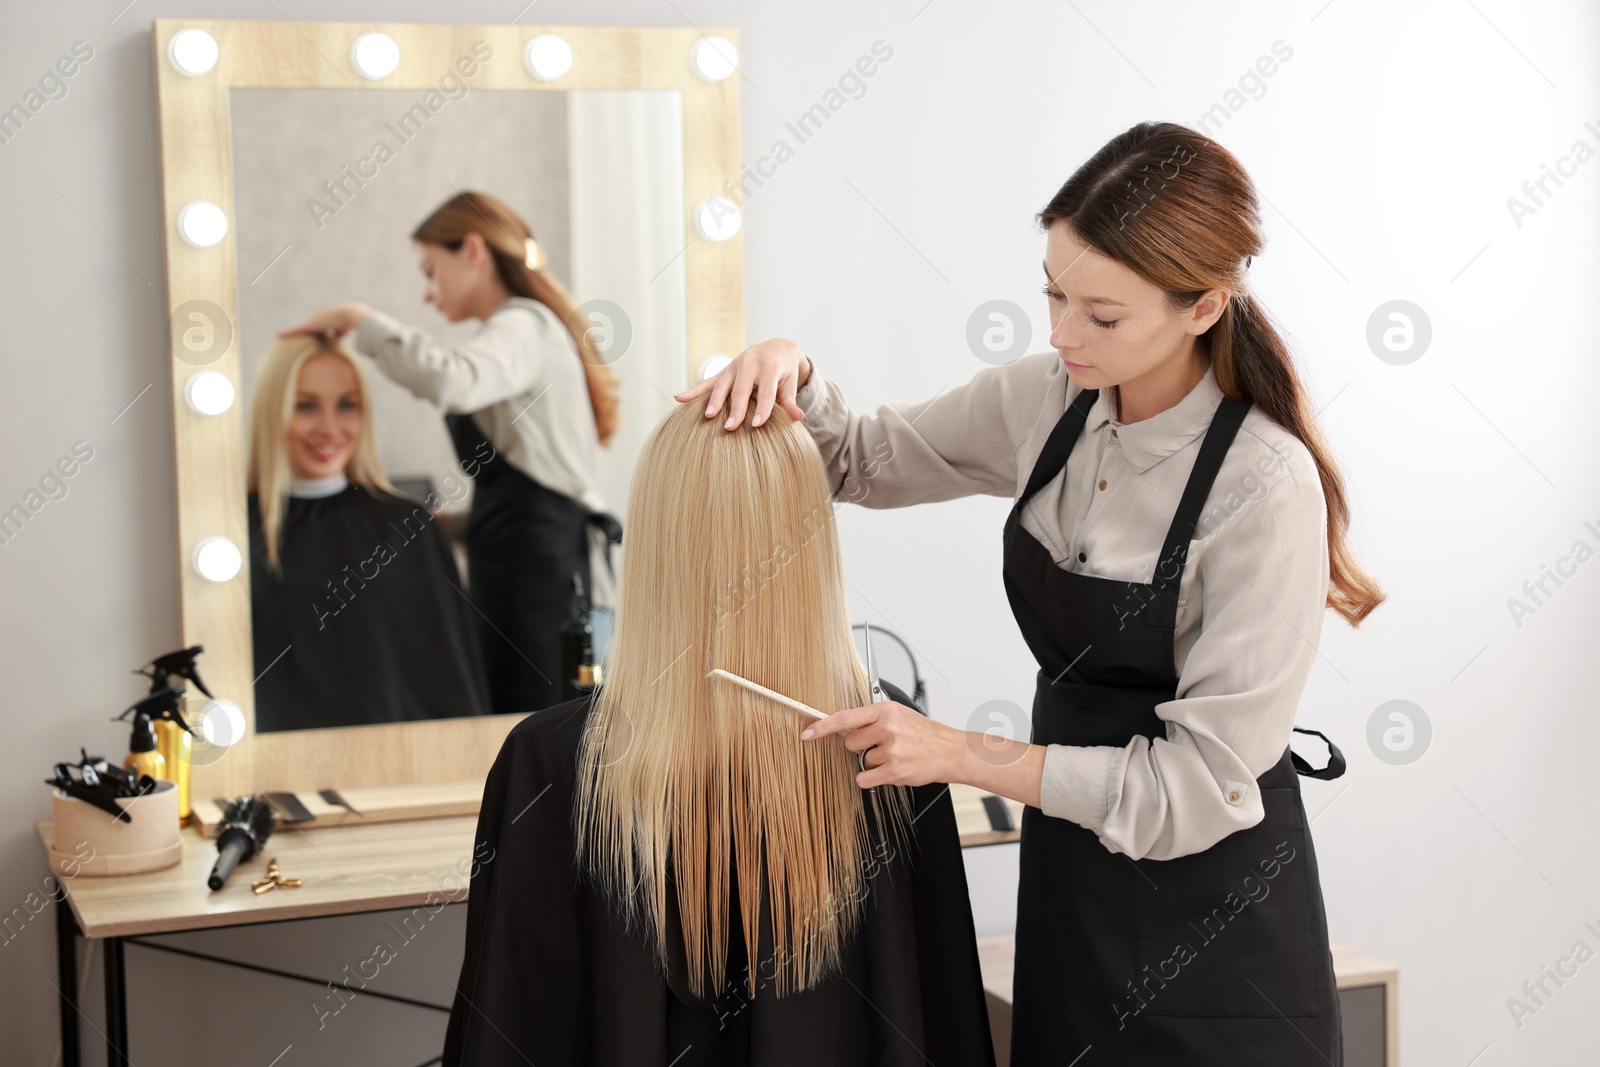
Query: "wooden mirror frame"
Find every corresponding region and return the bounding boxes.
[153,19,742,802]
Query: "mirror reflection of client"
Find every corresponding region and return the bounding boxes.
[442,402,996,1067]
[247,333,493,732]
[282,191,622,717]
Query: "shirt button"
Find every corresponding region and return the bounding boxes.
[1228,790,1241,803]
[1098,479,1108,490]
[1077,551,1087,563]
[1110,428,1118,438]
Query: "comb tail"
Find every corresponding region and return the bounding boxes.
[706,669,829,721]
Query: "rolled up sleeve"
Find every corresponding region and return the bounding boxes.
[1037,453,1330,861]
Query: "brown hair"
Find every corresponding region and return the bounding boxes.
[1038,121,1384,625]
[411,190,621,446]
[574,401,910,999]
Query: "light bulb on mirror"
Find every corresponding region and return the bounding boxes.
[693,197,741,242]
[350,33,400,80]
[184,370,234,416]
[177,201,228,248]
[198,700,247,747]
[524,35,573,81]
[690,37,737,82]
[167,28,219,77]
[192,535,242,583]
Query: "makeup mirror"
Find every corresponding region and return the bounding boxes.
[154,20,742,799]
[231,86,684,733]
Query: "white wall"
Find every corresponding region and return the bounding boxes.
[570,88,688,526]
[2,2,1596,1064]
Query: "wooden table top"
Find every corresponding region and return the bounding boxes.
[38,783,1024,939]
[37,815,480,939]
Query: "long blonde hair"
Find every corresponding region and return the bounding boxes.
[411,190,622,447]
[247,333,394,571]
[575,402,910,1000]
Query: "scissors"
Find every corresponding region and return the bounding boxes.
[859,626,887,783]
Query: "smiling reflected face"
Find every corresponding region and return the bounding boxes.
[1041,222,1227,415]
[286,353,362,480]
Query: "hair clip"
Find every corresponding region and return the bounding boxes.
[524,236,547,271]
[251,857,302,895]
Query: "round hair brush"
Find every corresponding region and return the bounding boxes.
[208,796,275,891]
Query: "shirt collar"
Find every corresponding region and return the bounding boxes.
[1084,363,1225,474]
[289,471,350,499]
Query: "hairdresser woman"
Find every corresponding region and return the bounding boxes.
[677,123,1382,1065]
[283,191,622,716]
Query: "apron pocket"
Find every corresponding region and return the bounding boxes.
[1128,786,1320,1018]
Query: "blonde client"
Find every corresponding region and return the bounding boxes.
[443,401,995,1066]
[247,333,491,731]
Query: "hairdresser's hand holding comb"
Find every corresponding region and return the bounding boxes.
[802,699,1047,806]
[674,338,811,430]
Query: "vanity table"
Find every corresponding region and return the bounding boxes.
[42,784,1025,1067]
[44,786,1396,1067]
[42,814,475,1067]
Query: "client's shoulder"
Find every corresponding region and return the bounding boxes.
[497,692,597,776]
[346,484,433,517]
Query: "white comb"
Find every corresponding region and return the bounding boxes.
[707,668,828,721]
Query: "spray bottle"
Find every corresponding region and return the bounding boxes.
[123,646,210,826]
[122,710,165,780]
[559,573,602,702]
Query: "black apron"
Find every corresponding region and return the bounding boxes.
[1002,385,1344,1065]
[447,413,621,716]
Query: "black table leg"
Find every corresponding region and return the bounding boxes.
[104,935,128,1067]
[55,901,79,1067]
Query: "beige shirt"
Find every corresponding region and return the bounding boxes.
[353,297,615,609]
[794,350,1331,861]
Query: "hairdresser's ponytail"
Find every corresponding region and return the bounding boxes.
[1209,291,1383,625]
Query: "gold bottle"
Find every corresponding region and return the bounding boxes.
[123,711,167,780]
[153,714,192,824]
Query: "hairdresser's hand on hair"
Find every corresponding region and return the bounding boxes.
[673,338,812,431]
[278,302,372,340]
[802,699,1048,805]
[801,700,964,789]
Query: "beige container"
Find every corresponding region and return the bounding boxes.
[51,779,183,877]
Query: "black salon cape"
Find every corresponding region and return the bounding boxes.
[247,485,492,732]
[443,680,996,1067]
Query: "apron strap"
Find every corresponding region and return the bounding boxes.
[1016,386,1099,507]
[1150,394,1252,593]
[1290,725,1347,780]
[586,511,623,579]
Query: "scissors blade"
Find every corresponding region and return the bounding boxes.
[864,626,885,703]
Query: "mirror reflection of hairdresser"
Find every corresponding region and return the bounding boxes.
[246,334,492,732]
[283,191,623,717]
[680,122,1386,1065]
